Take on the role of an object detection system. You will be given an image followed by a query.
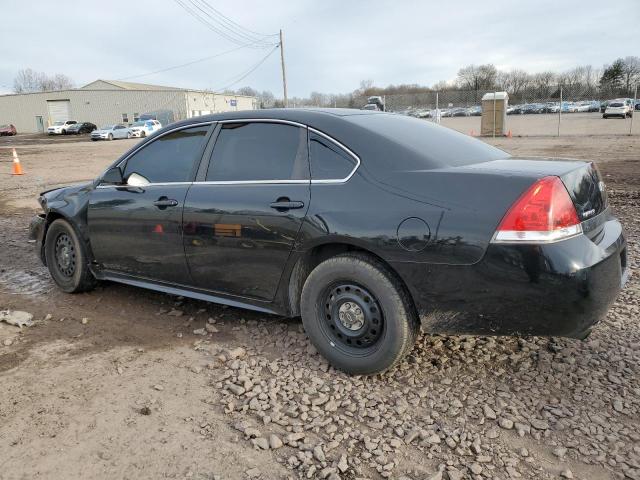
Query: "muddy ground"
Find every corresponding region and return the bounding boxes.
[0,132,638,480]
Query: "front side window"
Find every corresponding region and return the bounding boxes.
[123,125,210,183]
[309,132,357,180]
[206,122,308,182]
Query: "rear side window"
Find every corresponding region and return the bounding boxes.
[309,132,357,180]
[206,122,308,181]
[123,125,210,183]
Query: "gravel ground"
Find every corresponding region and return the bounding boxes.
[0,133,638,479]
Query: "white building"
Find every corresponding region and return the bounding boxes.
[0,79,257,133]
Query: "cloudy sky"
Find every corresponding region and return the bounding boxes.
[1,0,637,97]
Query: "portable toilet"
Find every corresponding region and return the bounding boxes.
[481,92,509,136]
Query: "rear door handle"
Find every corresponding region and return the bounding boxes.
[270,200,305,211]
[153,197,179,208]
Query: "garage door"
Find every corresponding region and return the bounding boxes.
[47,100,71,124]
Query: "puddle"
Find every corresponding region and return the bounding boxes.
[0,269,51,296]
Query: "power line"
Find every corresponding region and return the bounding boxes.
[116,43,259,81]
[194,0,277,39]
[188,0,276,47]
[173,0,277,49]
[211,45,280,93]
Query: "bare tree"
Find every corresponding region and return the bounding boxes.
[497,69,531,96]
[621,56,640,92]
[13,68,74,93]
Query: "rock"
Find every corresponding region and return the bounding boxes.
[469,463,482,475]
[498,417,514,430]
[227,384,246,396]
[252,437,269,450]
[167,309,183,316]
[337,455,348,473]
[245,467,261,478]
[486,427,500,439]
[153,384,164,391]
[447,467,463,480]
[506,466,521,478]
[0,310,33,327]
[227,347,246,359]
[193,328,206,335]
[553,447,567,458]
[205,323,219,333]
[483,405,497,419]
[530,418,549,430]
[613,399,624,412]
[81,317,89,325]
[560,469,573,479]
[269,434,283,449]
[3,338,13,346]
[426,433,441,444]
[313,445,326,462]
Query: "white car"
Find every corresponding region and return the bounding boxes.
[603,102,632,119]
[128,120,162,138]
[47,120,77,135]
[90,124,131,141]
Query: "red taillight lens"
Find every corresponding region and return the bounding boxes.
[493,176,581,243]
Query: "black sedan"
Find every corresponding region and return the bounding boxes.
[65,122,97,134]
[29,109,627,375]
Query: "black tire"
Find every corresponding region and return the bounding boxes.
[141,131,146,138]
[44,219,96,293]
[108,133,113,141]
[300,253,420,375]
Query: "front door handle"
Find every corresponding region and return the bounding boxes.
[153,197,179,209]
[270,199,305,211]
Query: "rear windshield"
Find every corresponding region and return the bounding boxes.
[345,113,508,169]
[609,102,623,107]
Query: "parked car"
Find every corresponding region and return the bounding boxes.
[0,123,17,136]
[603,101,632,119]
[129,120,162,138]
[29,110,627,375]
[451,107,470,117]
[47,120,77,135]
[90,124,131,141]
[66,122,97,135]
[467,105,482,116]
[362,103,380,111]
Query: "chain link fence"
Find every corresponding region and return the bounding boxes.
[346,85,639,136]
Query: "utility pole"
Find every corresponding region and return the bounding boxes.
[279,29,288,108]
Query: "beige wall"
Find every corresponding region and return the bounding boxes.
[186,91,256,118]
[0,89,257,133]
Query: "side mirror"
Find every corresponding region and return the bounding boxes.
[101,166,124,185]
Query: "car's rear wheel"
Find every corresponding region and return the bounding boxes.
[108,133,113,141]
[44,219,96,293]
[141,131,146,138]
[300,253,420,375]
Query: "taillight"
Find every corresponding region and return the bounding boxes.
[492,176,582,243]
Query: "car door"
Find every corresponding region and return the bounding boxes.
[182,121,310,301]
[113,125,127,139]
[88,123,212,284]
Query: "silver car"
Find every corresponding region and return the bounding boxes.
[90,124,131,141]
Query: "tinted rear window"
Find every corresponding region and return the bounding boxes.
[345,113,508,169]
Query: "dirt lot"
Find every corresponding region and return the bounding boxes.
[0,132,638,480]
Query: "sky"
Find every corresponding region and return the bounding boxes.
[0,0,638,97]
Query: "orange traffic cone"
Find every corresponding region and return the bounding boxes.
[506,129,512,138]
[470,129,476,136]
[11,148,23,175]
[153,224,164,234]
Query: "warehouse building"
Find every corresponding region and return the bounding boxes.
[0,79,257,133]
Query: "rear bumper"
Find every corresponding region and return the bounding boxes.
[394,213,627,339]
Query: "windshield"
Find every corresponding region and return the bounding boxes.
[345,113,509,170]
[132,121,145,127]
[101,125,114,130]
[53,121,64,126]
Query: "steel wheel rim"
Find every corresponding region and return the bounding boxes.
[55,233,76,277]
[319,282,385,356]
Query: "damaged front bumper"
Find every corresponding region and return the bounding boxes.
[29,214,47,265]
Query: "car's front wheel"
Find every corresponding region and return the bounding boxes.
[141,131,146,138]
[44,219,96,293]
[108,133,113,141]
[300,253,420,375]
